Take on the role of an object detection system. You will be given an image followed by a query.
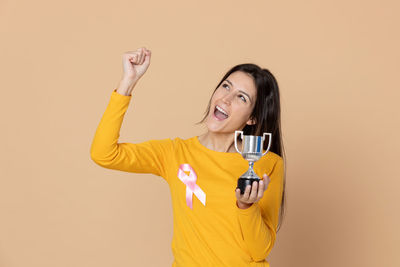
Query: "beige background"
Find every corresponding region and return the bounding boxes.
[1,0,399,266]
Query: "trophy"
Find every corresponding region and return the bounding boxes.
[234,130,272,194]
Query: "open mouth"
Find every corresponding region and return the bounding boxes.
[213,105,229,120]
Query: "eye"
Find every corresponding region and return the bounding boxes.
[239,95,247,102]
[222,83,229,90]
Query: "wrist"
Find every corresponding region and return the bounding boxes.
[117,78,138,96]
[121,76,139,85]
[236,200,252,209]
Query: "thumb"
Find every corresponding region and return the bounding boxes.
[263,173,271,185]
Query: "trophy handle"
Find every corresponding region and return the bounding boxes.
[234,130,243,154]
[262,133,272,156]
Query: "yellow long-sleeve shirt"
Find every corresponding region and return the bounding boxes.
[90,89,285,267]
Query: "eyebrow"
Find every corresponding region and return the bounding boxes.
[225,79,252,103]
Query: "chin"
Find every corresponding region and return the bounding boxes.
[204,114,240,134]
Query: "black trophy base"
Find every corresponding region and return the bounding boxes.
[237,178,260,195]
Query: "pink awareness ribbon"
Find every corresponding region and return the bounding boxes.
[177,164,206,209]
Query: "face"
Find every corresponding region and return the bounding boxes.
[204,71,257,134]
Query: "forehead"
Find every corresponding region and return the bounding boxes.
[225,71,256,98]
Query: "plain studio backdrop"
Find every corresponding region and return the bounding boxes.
[0,0,399,266]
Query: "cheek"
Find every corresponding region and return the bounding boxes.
[233,106,253,121]
[212,89,224,99]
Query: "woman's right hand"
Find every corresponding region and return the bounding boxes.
[121,47,151,83]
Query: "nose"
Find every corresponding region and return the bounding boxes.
[221,91,234,105]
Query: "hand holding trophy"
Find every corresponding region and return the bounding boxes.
[234,130,272,195]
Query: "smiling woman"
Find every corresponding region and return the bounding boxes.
[197,62,286,227]
[90,48,286,267]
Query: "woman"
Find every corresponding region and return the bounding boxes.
[90,47,286,267]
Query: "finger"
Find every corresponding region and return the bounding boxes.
[131,53,139,64]
[140,47,146,64]
[138,48,144,64]
[144,49,151,64]
[135,48,142,63]
[257,180,264,199]
[263,174,270,191]
[235,188,241,199]
[248,181,258,201]
[242,184,252,200]
[141,47,147,64]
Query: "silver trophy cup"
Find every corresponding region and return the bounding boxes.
[234,130,272,194]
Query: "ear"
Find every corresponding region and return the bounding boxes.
[246,117,256,126]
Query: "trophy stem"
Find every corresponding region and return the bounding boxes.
[237,161,261,194]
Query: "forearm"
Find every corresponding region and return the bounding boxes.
[236,203,275,262]
[116,78,138,96]
[90,85,132,161]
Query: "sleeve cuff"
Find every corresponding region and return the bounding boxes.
[110,88,132,104]
[112,88,132,96]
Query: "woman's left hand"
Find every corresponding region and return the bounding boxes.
[235,174,271,209]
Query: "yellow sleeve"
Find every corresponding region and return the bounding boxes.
[90,89,173,181]
[235,157,284,261]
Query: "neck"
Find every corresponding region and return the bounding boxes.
[198,131,239,153]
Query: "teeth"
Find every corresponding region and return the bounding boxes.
[216,105,228,116]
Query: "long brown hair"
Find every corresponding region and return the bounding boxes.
[197,63,287,232]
